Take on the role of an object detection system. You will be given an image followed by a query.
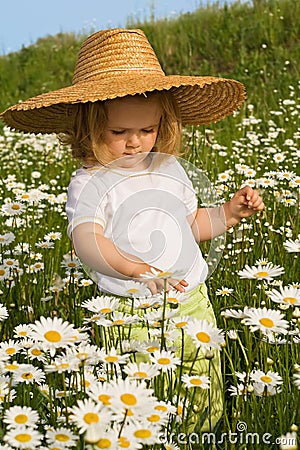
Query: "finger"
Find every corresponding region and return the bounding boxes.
[147,280,157,295]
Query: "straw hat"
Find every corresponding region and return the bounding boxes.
[0,28,246,134]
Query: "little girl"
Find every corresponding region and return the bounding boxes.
[1,28,264,431]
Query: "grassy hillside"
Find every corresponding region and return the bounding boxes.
[0,0,299,117]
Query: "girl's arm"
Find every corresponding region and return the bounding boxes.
[72,222,188,293]
[190,185,264,242]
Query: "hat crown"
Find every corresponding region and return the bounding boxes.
[72,28,165,84]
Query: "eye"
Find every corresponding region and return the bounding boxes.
[111,130,125,135]
[142,128,154,134]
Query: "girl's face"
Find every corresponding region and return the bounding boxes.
[102,95,162,169]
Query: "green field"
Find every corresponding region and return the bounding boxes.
[0,0,299,449]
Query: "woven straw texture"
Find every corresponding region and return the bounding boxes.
[0,28,246,134]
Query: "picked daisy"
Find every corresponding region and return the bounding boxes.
[267,285,300,307]
[237,262,285,280]
[28,316,77,357]
[150,350,181,372]
[242,307,289,335]
[181,374,211,389]
[185,319,225,351]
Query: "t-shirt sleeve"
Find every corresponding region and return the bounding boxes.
[66,171,107,237]
[174,161,198,214]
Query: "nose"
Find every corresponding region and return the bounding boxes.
[126,132,140,149]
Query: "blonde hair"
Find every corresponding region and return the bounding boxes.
[60,91,182,165]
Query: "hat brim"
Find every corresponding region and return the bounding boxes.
[0,74,245,134]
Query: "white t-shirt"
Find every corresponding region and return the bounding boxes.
[66,154,208,295]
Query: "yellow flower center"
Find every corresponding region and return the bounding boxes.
[190,378,203,386]
[155,405,168,412]
[259,318,275,328]
[133,371,148,378]
[12,204,21,210]
[283,297,296,305]
[98,394,111,405]
[168,297,178,304]
[15,433,31,443]
[157,357,171,365]
[158,271,172,278]
[100,308,112,314]
[119,437,130,448]
[127,288,139,293]
[31,349,42,356]
[196,331,211,343]
[5,364,19,370]
[96,439,112,449]
[121,393,137,406]
[260,375,273,383]
[83,412,99,424]
[44,330,62,343]
[67,262,77,267]
[22,372,33,380]
[5,347,16,355]
[147,414,160,422]
[112,320,125,325]
[0,269,6,276]
[55,434,70,442]
[255,271,269,278]
[175,321,187,328]
[146,346,159,353]
[15,414,28,424]
[134,429,152,439]
[105,356,118,363]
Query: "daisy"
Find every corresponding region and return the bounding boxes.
[133,296,161,310]
[13,324,32,339]
[2,201,26,216]
[181,374,211,389]
[139,340,161,354]
[110,311,140,326]
[107,378,155,415]
[87,382,112,406]
[253,382,282,397]
[0,304,8,322]
[3,406,39,429]
[164,290,188,307]
[170,315,193,329]
[0,232,15,245]
[61,255,81,270]
[85,429,119,448]
[283,235,300,252]
[70,398,110,434]
[44,231,62,241]
[0,340,21,357]
[293,373,300,390]
[81,296,120,314]
[46,427,78,447]
[13,364,46,385]
[267,285,300,307]
[124,281,149,298]
[0,266,10,280]
[124,421,161,446]
[66,342,103,365]
[237,262,285,280]
[4,427,42,449]
[250,369,283,387]
[185,319,225,351]
[150,350,181,372]
[28,316,77,357]
[242,307,289,335]
[35,240,55,249]
[123,362,160,380]
[216,286,234,296]
[100,347,130,366]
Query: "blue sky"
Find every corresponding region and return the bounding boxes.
[0,0,202,55]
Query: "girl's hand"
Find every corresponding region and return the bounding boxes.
[145,277,188,295]
[224,185,265,228]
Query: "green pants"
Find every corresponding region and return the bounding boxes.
[129,283,223,432]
